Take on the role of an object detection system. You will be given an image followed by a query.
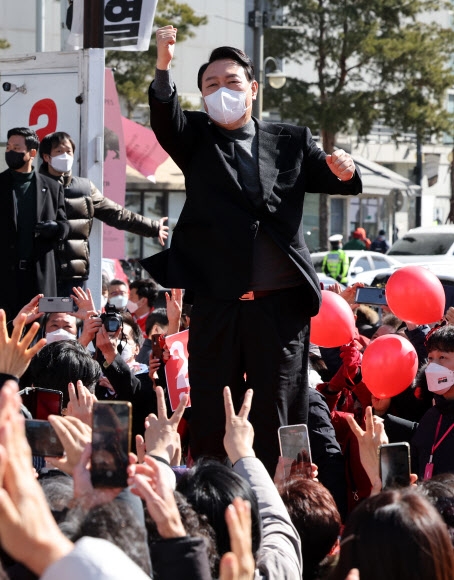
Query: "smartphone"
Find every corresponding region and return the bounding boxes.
[151,333,164,359]
[39,297,75,313]
[379,442,411,490]
[25,419,64,457]
[21,388,63,420]
[278,424,312,477]
[355,286,387,306]
[91,401,132,488]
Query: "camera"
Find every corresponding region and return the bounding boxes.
[100,303,122,333]
[2,82,27,94]
[2,82,16,92]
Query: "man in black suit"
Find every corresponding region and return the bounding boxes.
[0,127,69,322]
[142,26,363,473]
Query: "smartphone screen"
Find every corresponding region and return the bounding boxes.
[39,297,75,313]
[151,333,163,359]
[355,287,387,306]
[91,401,132,488]
[21,388,63,420]
[379,442,411,490]
[25,420,64,457]
[278,424,312,478]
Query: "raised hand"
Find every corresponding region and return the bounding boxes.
[129,455,186,539]
[223,387,255,465]
[12,294,44,328]
[326,149,355,182]
[0,310,46,378]
[46,415,92,475]
[65,380,97,426]
[144,385,188,465]
[219,497,255,580]
[156,26,177,71]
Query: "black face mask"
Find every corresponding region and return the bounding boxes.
[5,150,27,170]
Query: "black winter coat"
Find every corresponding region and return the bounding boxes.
[0,168,68,321]
[142,86,362,314]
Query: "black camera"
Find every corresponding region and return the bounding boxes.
[100,303,122,333]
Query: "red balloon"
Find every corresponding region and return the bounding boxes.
[362,334,418,398]
[386,266,445,324]
[310,290,356,347]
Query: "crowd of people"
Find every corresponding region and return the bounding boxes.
[0,23,453,580]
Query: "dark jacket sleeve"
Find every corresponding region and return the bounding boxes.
[150,537,212,580]
[91,182,160,237]
[54,181,70,241]
[103,354,141,401]
[308,388,348,519]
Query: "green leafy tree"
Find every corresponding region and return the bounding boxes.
[0,39,10,50]
[106,1,207,118]
[264,0,454,249]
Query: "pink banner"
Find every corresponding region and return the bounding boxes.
[103,68,127,258]
[164,330,191,411]
[122,116,169,181]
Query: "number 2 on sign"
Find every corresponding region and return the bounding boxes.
[29,98,57,141]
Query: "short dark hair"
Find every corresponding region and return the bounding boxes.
[29,341,102,407]
[177,460,261,576]
[120,312,143,347]
[197,46,255,91]
[426,325,454,354]
[39,131,76,169]
[7,127,39,151]
[129,278,159,308]
[145,308,169,337]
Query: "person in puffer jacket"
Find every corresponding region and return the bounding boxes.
[39,131,169,295]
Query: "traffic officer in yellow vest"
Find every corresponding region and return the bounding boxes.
[322,234,349,284]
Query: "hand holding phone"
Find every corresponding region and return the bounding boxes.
[39,297,75,313]
[91,401,132,488]
[379,442,411,490]
[355,287,387,306]
[278,424,312,478]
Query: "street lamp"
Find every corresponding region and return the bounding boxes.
[263,56,286,89]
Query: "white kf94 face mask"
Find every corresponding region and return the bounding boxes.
[204,86,251,125]
[46,328,76,344]
[50,153,74,173]
[425,362,454,395]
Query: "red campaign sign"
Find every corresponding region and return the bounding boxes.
[164,330,191,411]
[29,99,57,141]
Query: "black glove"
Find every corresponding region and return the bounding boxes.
[34,220,59,239]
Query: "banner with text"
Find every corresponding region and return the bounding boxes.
[165,330,191,411]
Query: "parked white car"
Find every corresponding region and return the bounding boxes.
[387,225,454,263]
[310,250,402,286]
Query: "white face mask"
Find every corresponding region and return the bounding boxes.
[109,295,128,310]
[46,328,76,344]
[425,362,454,395]
[119,342,134,363]
[50,153,74,173]
[101,295,108,309]
[204,86,251,125]
[127,300,138,314]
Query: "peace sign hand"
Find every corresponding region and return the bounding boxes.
[223,386,255,465]
[144,385,188,466]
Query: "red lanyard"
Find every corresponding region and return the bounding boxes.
[429,415,454,462]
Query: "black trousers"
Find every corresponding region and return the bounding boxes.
[188,285,310,474]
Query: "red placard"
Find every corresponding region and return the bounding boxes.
[164,330,191,411]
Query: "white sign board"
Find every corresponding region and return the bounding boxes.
[0,50,105,307]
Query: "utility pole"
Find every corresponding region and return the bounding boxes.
[250,0,265,119]
[414,136,422,227]
[84,0,104,49]
[36,0,45,52]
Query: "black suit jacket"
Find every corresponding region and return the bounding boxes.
[142,87,362,316]
[0,168,69,320]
